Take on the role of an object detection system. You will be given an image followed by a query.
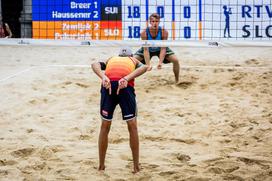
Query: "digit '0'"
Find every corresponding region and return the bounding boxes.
[184,26,191,39]
[157,6,164,18]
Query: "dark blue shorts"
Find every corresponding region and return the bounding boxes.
[100,81,137,121]
[134,47,175,64]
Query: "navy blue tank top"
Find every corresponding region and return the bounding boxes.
[146,26,162,52]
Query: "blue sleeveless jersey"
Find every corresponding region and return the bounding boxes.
[146,26,162,52]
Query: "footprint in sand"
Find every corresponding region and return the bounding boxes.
[200,84,208,89]
[28,98,48,105]
[207,166,239,174]
[227,81,238,87]
[0,169,8,176]
[79,159,96,166]
[55,168,76,180]
[159,170,179,176]
[222,174,243,181]
[38,147,55,160]
[175,81,194,89]
[63,81,73,85]
[245,58,260,65]
[79,134,92,141]
[207,167,225,174]
[143,136,166,142]
[237,157,270,170]
[47,145,65,153]
[213,68,225,73]
[174,112,192,118]
[140,163,160,170]
[11,148,36,158]
[21,161,47,172]
[26,128,34,133]
[260,71,272,80]
[206,159,240,174]
[176,153,191,163]
[75,82,89,88]
[232,72,247,81]
[0,159,17,166]
[175,75,198,89]
[227,68,236,72]
[170,138,196,144]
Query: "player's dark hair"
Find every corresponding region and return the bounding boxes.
[149,13,160,20]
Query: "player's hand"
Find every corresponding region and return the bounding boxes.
[157,63,162,69]
[117,78,128,95]
[102,75,111,95]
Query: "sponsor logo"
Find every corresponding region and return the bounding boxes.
[102,110,108,116]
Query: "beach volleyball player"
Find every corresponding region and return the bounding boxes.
[134,13,180,83]
[92,47,148,173]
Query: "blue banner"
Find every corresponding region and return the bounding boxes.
[32,0,102,21]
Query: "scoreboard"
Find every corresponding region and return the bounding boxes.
[32,0,272,40]
[121,0,200,40]
[32,0,121,39]
[32,0,201,40]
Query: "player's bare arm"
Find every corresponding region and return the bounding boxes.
[91,59,111,94]
[158,28,168,69]
[141,30,152,70]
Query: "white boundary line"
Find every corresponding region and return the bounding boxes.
[0,67,36,83]
[44,64,90,68]
[0,64,271,84]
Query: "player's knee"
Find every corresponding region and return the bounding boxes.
[100,121,111,132]
[172,56,179,63]
[172,56,179,62]
[168,55,179,63]
[127,119,138,132]
[171,59,179,66]
[134,55,142,61]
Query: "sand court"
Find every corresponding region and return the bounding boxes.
[0,46,271,180]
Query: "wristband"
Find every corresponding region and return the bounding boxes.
[123,77,128,82]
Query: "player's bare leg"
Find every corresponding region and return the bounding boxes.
[127,119,140,173]
[167,55,180,83]
[98,120,112,171]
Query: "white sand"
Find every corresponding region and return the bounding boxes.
[0,46,271,180]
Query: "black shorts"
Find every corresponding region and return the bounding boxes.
[134,47,175,64]
[100,81,137,121]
